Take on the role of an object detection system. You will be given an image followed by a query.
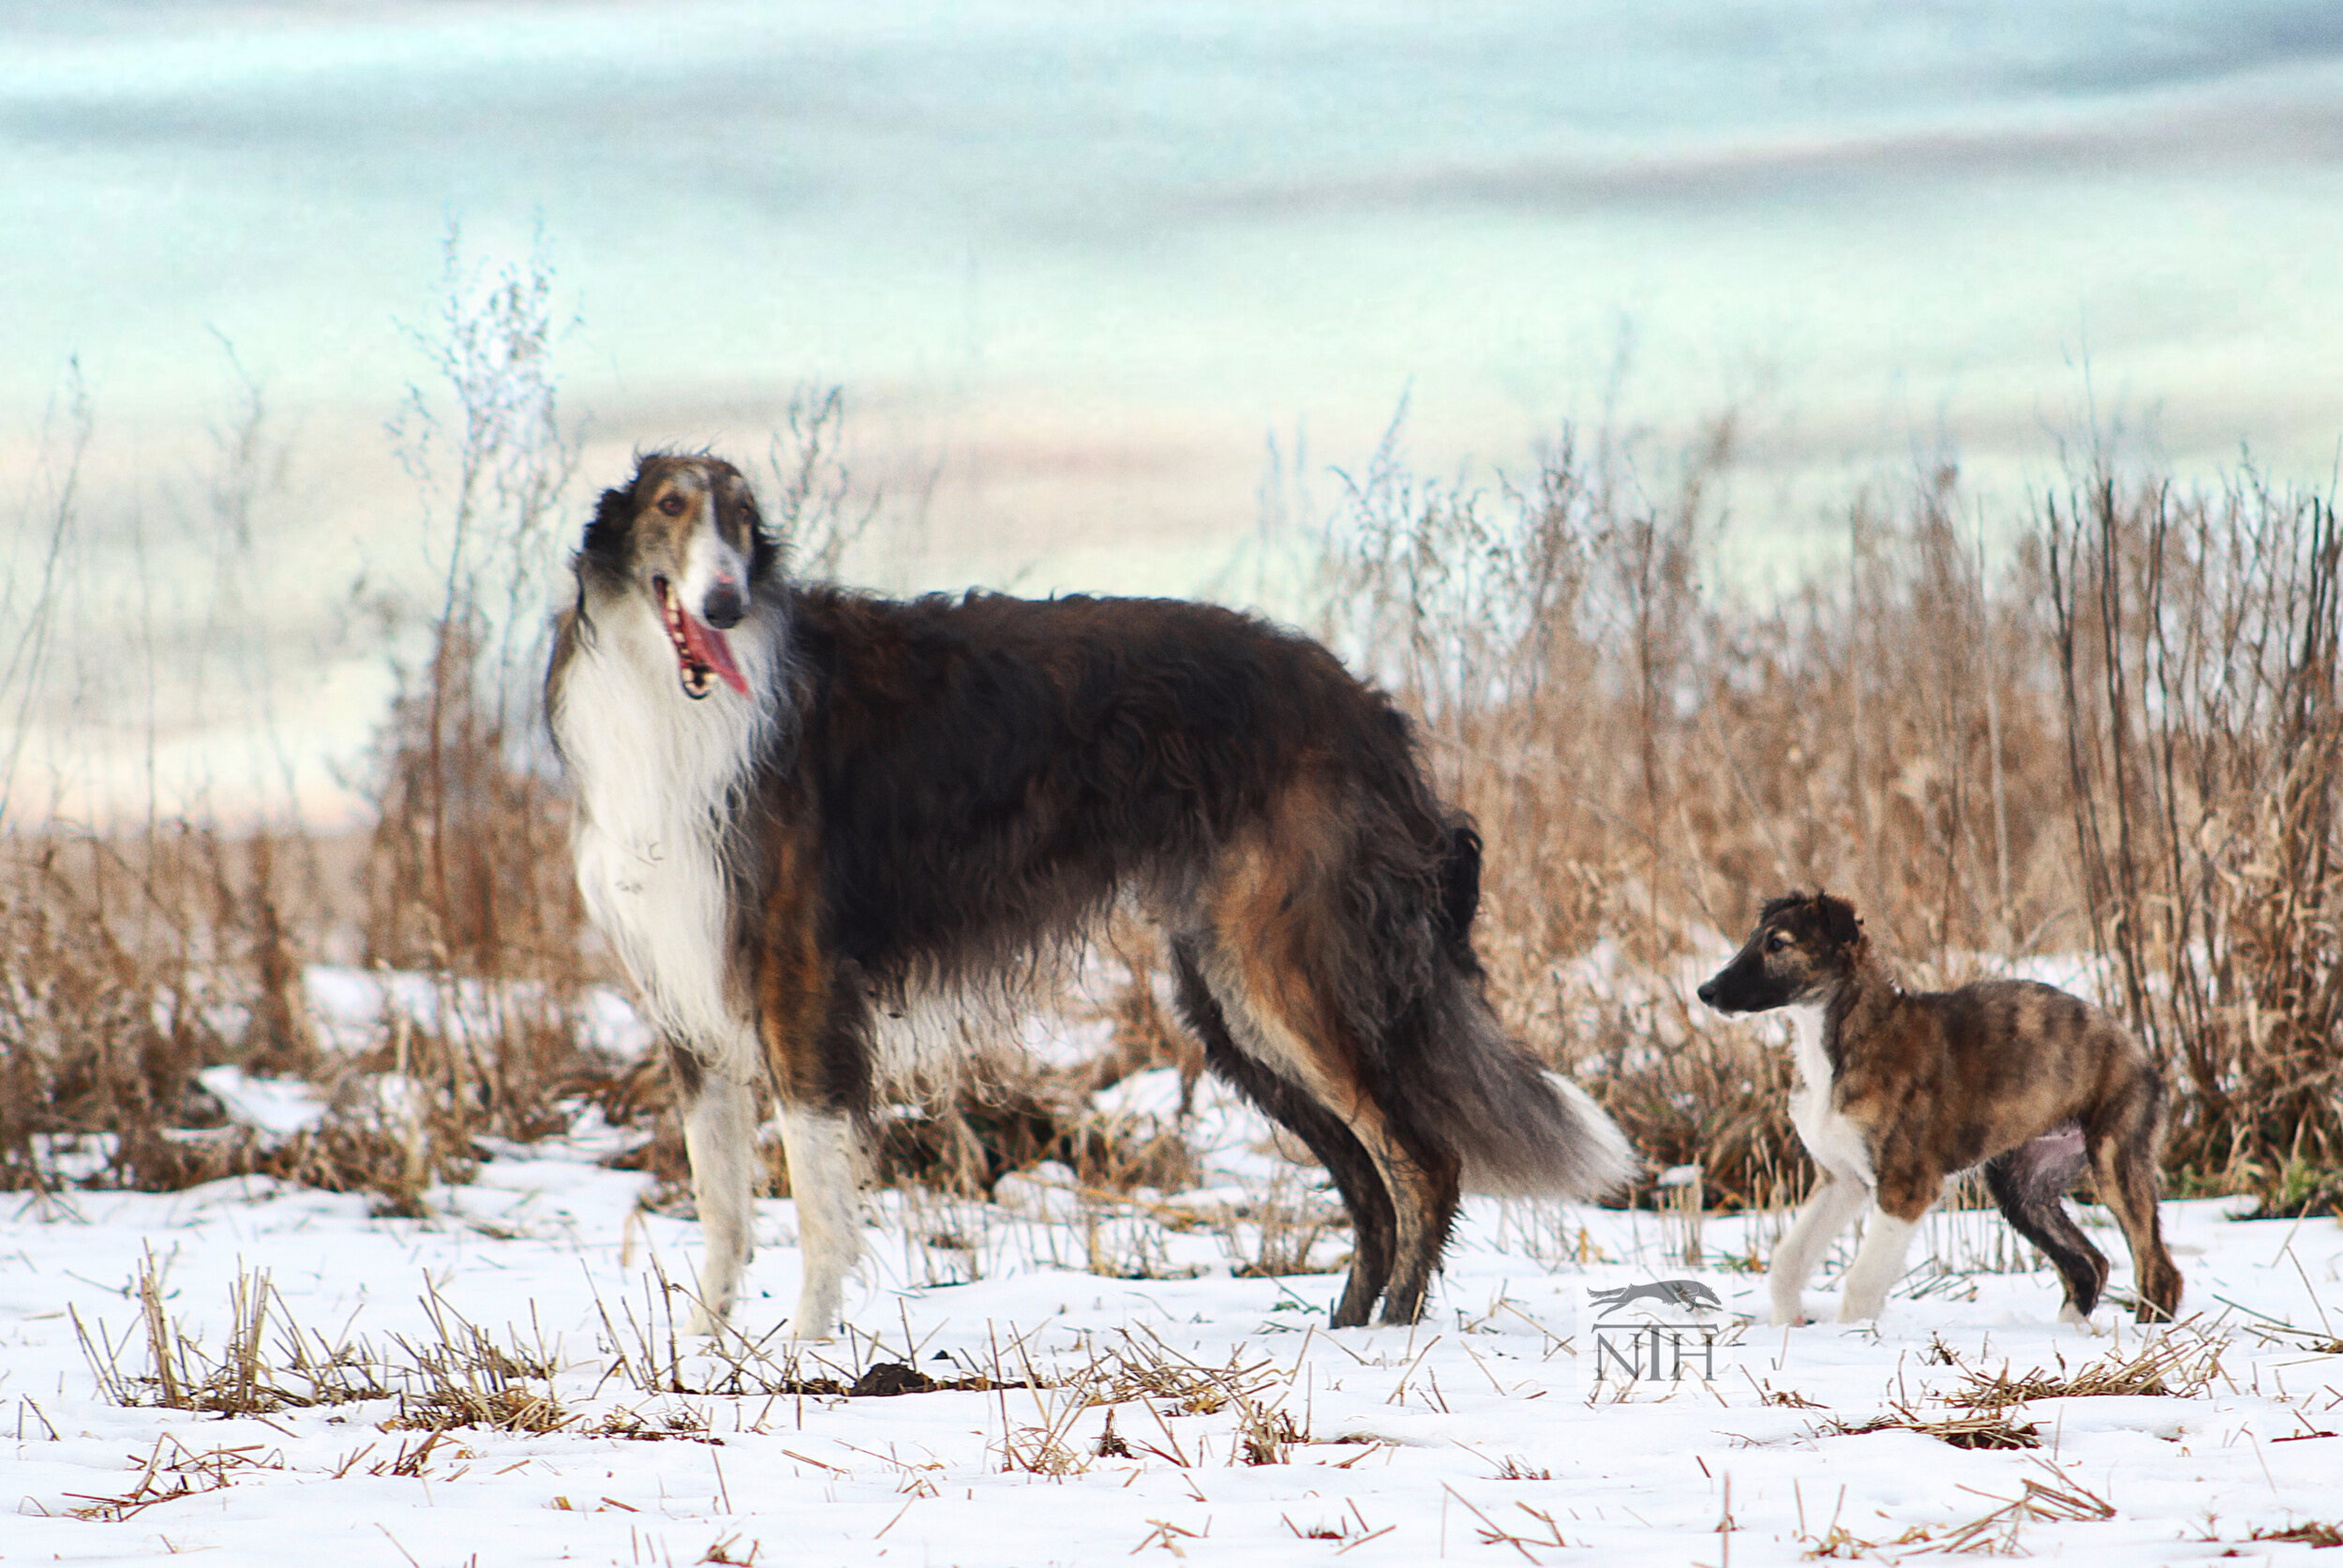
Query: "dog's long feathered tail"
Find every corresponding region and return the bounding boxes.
[1414,983,1639,1198]
[1400,821,1638,1201]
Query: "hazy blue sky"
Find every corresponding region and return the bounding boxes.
[7,1,2342,817]
[11,3,2342,452]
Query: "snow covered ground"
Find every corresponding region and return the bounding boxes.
[5,1082,2340,1567]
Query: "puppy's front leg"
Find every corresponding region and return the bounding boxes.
[1836,1204,1922,1322]
[1768,1174,1868,1325]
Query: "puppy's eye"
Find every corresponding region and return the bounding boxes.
[656,494,688,517]
[1765,932,1789,953]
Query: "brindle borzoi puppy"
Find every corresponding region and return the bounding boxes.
[1699,891,2181,1325]
[546,454,1634,1338]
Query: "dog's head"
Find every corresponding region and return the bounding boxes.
[577,454,776,700]
[1695,890,1863,1014]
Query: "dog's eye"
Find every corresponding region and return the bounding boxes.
[656,494,688,517]
[1766,932,1789,952]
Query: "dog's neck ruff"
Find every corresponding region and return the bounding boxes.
[554,589,785,1067]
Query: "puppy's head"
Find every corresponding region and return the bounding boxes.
[578,454,774,700]
[1695,890,1863,1014]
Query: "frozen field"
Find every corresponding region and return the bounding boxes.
[4,1084,2339,1567]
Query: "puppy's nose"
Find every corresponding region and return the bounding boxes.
[1695,980,1717,1006]
[703,579,745,629]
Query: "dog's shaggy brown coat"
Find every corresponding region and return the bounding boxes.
[547,455,1634,1336]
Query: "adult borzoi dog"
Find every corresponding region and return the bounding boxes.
[1699,890,2181,1325]
[547,454,1634,1337]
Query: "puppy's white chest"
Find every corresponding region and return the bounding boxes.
[1784,1003,1874,1186]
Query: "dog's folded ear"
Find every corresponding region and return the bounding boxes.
[582,475,641,560]
[1815,890,1862,949]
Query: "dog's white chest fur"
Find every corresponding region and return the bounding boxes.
[553,605,777,1068]
[1784,1003,1874,1186]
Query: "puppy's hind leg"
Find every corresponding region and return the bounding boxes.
[2087,1073,2182,1322]
[673,1044,760,1337]
[1984,1129,2107,1322]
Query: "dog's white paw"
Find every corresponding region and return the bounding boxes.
[2055,1302,2108,1334]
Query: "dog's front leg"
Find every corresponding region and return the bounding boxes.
[748,821,869,1342]
[677,1053,761,1337]
[776,1104,859,1340]
[1768,1174,1868,1324]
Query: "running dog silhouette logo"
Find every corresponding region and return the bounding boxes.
[1587,1278,1731,1384]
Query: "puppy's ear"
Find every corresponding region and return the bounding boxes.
[1814,891,1863,950]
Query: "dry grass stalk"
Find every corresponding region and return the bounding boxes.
[1941,1331,2224,1410]
[1216,1166,1345,1279]
[1926,1471,2115,1555]
[1083,1328,1280,1414]
[2046,470,2342,1198]
[1231,1392,1306,1465]
[1825,1406,2042,1452]
[1281,1501,1394,1551]
[1441,1484,1578,1561]
[73,1249,301,1415]
[61,1432,288,1523]
[2250,1521,2343,1548]
[73,1260,596,1434]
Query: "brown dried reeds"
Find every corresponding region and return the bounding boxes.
[1938,1330,2225,1409]
[2047,466,2342,1195]
[71,1255,580,1426]
[1320,414,2341,1213]
[0,822,324,1192]
[7,258,2335,1229]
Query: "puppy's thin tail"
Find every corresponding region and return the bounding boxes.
[1412,984,1638,1201]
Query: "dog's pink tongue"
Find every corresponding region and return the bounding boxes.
[681,613,748,695]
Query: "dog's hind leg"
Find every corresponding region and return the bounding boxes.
[1171,939,1393,1327]
[1322,1089,1456,1327]
[1213,961,1457,1326]
[1767,1173,1867,1324]
[671,1040,760,1337]
[1983,1128,2107,1322]
[1194,821,1463,1326]
[2086,1072,2182,1322]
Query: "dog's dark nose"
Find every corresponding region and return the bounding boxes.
[1695,980,1717,1007]
[703,580,745,630]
